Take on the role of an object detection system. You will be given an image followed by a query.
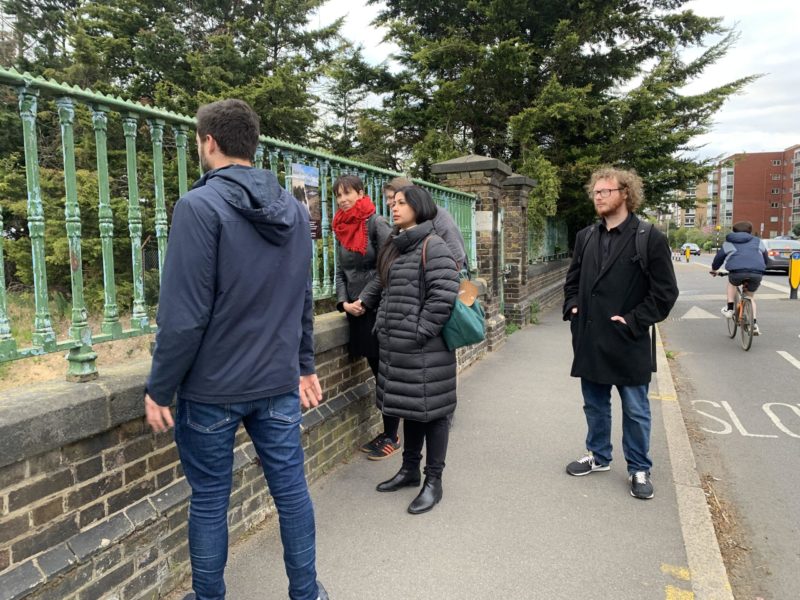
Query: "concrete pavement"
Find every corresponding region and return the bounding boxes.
[211,307,731,599]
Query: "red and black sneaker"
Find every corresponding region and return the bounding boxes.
[359,433,385,453]
[367,435,401,461]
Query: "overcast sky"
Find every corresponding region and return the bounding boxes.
[317,0,800,162]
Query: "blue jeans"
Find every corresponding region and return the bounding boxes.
[175,392,318,600]
[580,379,652,474]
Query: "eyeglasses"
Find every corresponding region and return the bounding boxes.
[592,188,623,198]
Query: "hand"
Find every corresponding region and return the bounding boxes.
[144,393,174,433]
[299,374,323,409]
[343,301,365,317]
[709,270,718,276]
[610,315,627,325]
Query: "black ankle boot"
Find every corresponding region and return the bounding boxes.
[407,475,442,514]
[376,467,421,492]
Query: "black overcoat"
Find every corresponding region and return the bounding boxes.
[562,215,678,386]
[375,220,460,422]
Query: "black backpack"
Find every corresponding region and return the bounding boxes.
[576,220,653,275]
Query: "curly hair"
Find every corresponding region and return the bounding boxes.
[586,167,644,213]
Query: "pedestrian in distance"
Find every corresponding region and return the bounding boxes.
[709,220,769,336]
[143,99,328,600]
[563,166,678,500]
[330,174,397,460]
[374,186,460,514]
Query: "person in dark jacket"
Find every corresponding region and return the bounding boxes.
[710,221,768,335]
[384,177,468,270]
[143,100,327,600]
[373,186,460,514]
[331,174,397,460]
[562,167,678,500]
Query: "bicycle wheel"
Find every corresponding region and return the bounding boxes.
[739,298,754,351]
[727,296,738,338]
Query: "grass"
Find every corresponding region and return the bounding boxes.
[505,323,520,335]
[529,301,540,325]
[665,350,676,360]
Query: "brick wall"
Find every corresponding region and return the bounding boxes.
[0,306,493,600]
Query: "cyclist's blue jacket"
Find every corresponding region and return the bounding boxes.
[711,231,768,273]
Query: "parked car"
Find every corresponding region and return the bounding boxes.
[681,242,701,256]
[763,238,800,273]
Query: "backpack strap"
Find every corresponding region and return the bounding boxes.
[634,220,653,276]
[576,225,596,265]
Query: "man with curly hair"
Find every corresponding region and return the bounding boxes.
[562,167,678,499]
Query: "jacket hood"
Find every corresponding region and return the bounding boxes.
[193,165,300,245]
[726,231,755,244]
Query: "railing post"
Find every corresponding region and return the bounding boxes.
[57,96,98,380]
[254,142,265,170]
[91,105,123,336]
[148,119,168,281]
[0,207,19,361]
[18,86,56,350]
[174,124,189,197]
[122,113,149,330]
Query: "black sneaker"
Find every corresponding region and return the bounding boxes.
[359,433,385,453]
[629,471,654,499]
[367,435,401,461]
[566,452,610,476]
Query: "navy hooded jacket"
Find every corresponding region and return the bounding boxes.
[146,165,315,407]
[711,231,768,273]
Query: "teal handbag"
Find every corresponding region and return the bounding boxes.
[421,237,486,351]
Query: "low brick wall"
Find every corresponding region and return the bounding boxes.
[0,305,492,600]
[504,259,569,326]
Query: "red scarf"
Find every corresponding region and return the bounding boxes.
[332,195,376,255]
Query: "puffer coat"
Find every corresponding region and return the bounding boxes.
[375,220,460,422]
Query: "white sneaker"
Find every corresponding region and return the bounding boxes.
[720,307,734,319]
[753,323,760,336]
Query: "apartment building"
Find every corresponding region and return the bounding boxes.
[708,144,800,237]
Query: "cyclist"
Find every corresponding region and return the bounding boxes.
[709,221,769,335]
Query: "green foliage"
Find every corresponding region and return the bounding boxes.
[793,223,800,237]
[371,0,755,239]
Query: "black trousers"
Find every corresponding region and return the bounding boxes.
[402,416,450,478]
[366,354,401,440]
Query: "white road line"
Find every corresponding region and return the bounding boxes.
[777,351,800,371]
[760,280,791,293]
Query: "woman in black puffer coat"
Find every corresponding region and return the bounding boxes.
[374,186,459,514]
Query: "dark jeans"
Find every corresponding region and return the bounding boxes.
[402,416,450,477]
[175,392,318,600]
[366,354,400,440]
[580,379,652,474]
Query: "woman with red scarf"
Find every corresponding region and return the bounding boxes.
[332,175,398,460]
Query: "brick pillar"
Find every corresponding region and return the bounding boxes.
[502,174,537,326]
[431,154,511,351]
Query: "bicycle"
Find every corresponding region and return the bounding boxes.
[710,271,755,351]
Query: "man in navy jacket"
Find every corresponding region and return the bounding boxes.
[144,99,326,600]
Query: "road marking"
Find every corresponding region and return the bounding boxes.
[760,279,791,293]
[762,403,800,438]
[650,393,677,401]
[661,564,692,581]
[720,400,778,438]
[680,306,718,319]
[675,293,786,301]
[777,350,800,371]
[665,586,694,599]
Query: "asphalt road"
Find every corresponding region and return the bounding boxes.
[658,256,800,600]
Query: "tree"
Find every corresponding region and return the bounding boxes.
[370,0,754,238]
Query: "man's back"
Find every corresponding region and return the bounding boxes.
[148,165,314,405]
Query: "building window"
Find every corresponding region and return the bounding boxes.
[771,202,780,208]
[772,159,782,166]
[771,174,782,180]
[770,231,778,238]
[771,188,780,194]
[770,216,778,222]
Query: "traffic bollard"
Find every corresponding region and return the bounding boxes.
[790,251,800,300]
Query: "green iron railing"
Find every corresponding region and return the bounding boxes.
[528,216,569,264]
[0,67,476,380]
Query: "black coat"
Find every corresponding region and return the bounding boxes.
[563,215,678,386]
[375,220,460,422]
[335,214,392,310]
